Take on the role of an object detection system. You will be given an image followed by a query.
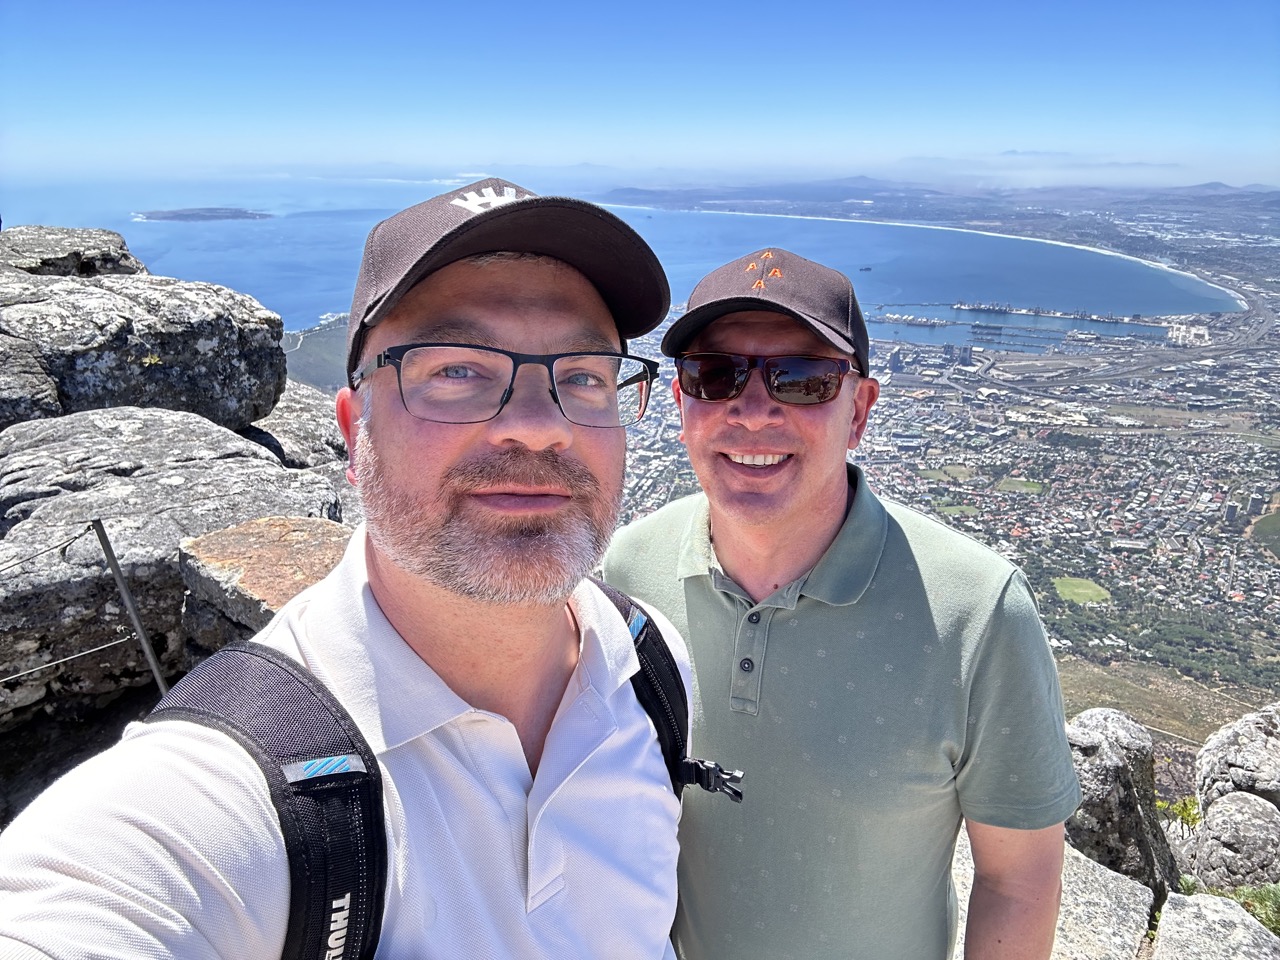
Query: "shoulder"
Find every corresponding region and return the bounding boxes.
[603,495,703,586]
[880,496,1020,580]
[601,496,704,632]
[581,579,691,689]
[864,495,1042,639]
[0,720,288,954]
[610,495,705,555]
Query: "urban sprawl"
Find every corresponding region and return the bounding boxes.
[619,193,1280,695]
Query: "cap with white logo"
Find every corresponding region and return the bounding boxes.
[345,177,670,387]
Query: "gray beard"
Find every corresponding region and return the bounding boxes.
[354,426,620,606]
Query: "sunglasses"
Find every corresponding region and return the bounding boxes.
[675,353,855,405]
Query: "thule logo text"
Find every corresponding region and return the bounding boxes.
[324,892,352,960]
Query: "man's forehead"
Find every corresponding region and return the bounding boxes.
[696,310,843,353]
[377,257,621,351]
[388,316,618,353]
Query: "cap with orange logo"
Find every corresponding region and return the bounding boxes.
[661,248,869,376]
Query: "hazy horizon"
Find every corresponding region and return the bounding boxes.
[5,163,1277,198]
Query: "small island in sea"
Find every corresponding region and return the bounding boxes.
[132,207,273,222]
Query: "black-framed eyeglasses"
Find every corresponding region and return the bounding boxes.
[675,352,855,406]
[352,343,661,427]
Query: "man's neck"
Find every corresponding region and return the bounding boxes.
[365,547,580,776]
[710,481,853,604]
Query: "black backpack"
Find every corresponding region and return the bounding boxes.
[147,580,742,960]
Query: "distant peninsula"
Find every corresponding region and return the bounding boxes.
[132,207,273,222]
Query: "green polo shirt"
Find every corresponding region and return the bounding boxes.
[602,466,1081,960]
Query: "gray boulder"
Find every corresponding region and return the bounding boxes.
[1151,891,1280,959]
[0,266,286,432]
[1191,791,1280,889]
[0,331,61,425]
[1066,708,1180,899]
[1197,703,1280,812]
[239,379,346,469]
[0,225,146,277]
[0,407,340,731]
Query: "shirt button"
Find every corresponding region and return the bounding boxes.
[747,612,761,623]
[740,658,755,673]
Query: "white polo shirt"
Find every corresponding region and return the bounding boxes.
[0,527,688,959]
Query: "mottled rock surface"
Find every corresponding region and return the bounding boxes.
[1197,703,1280,812]
[0,407,340,731]
[1066,708,1180,898]
[0,272,286,431]
[0,225,146,277]
[238,379,346,469]
[1191,791,1280,889]
[180,516,352,653]
[1150,891,1280,959]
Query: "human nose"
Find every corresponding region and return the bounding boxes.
[488,362,574,450]
[725,368,785,429]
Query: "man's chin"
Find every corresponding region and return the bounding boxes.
[367,510,609,607]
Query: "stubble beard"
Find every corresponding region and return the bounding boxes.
[354,425,621,606]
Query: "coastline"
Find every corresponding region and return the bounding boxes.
[602,203,1249,312]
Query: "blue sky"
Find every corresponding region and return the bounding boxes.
[3,0,1277,188]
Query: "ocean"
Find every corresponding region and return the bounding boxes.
[5,177,1244,351]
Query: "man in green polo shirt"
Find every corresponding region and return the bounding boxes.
[602,248,1081,960]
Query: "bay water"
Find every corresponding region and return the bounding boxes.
[4,177,1242,350]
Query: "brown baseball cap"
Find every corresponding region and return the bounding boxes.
[345,177,670,386]
[661,248,869,376]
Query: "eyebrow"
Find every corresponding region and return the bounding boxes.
[403,321,621,354]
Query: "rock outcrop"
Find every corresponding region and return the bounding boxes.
[237,378,346,469]
[0,226,286,431]
[0,407,340,731]
[179,516,352,654]
[1197,704,1280,812]
[1190,791,1280,889]
[0,226,146,277]
[1151,891,1280,959]
[1066,707,1181,900]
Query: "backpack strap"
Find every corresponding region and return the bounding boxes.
[591,578,744,803]
[145,642,386,960]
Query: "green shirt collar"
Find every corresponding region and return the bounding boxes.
[673,464,888,607]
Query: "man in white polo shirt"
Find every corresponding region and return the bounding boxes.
[604,248,1081,959]
[0,179,691,959]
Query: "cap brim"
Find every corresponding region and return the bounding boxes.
[661,297,858,360]
[361,197,668,343]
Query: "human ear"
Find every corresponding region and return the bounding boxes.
[847,377,880,450]
[671,377,686,444]
[335,387,362,486]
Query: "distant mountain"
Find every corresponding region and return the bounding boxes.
[1164,182,1255,195]
[600,175,943,208]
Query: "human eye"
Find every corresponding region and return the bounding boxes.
[555,355,616,392]
[403,347,505,386]
[437,362,485,380]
